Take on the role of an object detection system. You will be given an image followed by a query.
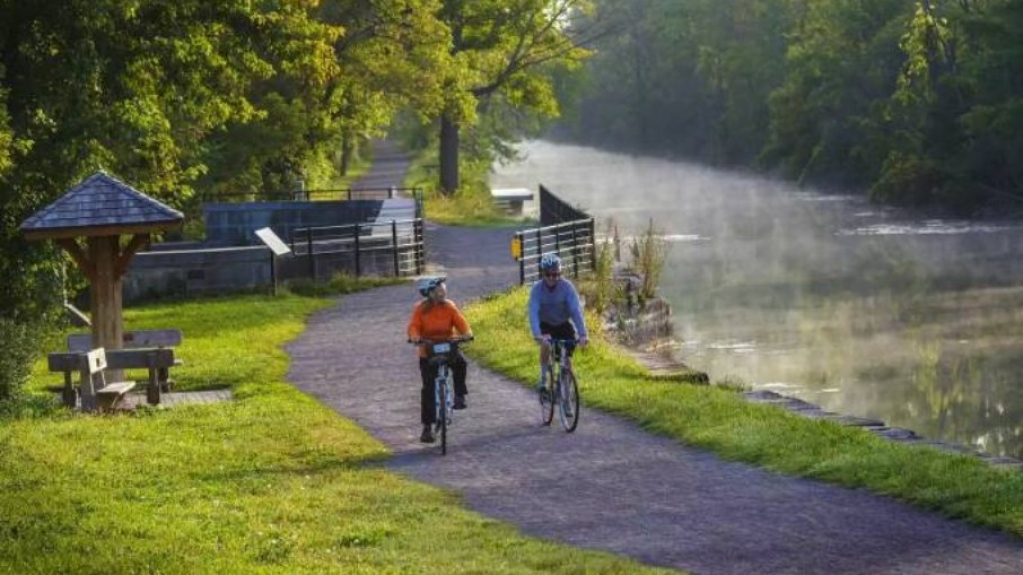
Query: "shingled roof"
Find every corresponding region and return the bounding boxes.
[20,172,184,240]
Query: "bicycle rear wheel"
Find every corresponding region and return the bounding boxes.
[539,365,555,425]
[558,368,579,432]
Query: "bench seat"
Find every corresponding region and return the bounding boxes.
[95,380,137,410]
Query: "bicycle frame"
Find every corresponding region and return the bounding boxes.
[540,338,580,432]
[417,335,472,454]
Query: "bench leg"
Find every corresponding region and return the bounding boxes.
[62,372,76,408]
[158,367,172,392]
[147,368,161,405]
[96,392,131,411]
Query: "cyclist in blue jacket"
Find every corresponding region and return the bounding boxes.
[528,253,588,394]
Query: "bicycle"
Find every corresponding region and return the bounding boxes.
[539,338,580,432]
[413,335,473,454]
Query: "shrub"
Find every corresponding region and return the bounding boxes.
[578,219,621,314]
[628,218,670,303]
[0,319,43,413]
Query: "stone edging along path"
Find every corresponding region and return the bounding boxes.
[741,389,1023,471]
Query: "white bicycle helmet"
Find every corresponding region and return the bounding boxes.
[417,276,446,297]
[539,253,562,272]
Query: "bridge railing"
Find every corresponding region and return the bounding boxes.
[291,218,424,280]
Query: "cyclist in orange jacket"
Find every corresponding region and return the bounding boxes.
[407,277,473,443]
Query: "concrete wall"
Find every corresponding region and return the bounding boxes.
[203,200,385,246]
[122,238,419,303]
[124,246,271,301]
[120,199,420,303]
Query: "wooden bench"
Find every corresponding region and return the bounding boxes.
[47,348,137,411]
[490,188,533,215]
[68,329,183,392]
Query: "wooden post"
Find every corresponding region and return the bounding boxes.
[88,236,125,381]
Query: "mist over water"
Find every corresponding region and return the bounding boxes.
[491,140,1023,459]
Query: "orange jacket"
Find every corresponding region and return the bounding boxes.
[407,299,472,357]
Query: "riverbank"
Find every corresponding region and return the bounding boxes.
[611,291,1023,471]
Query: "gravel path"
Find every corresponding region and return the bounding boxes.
[284,143,1023,575]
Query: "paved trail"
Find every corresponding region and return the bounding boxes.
[285,142,1023,575]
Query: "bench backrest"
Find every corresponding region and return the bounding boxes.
[68,329,182,352]
[105,347,176,370]
[47,348,106,374]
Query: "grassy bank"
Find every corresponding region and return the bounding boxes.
[463,287,1023,539]
[403,149,532,227]
[4,292,676,575]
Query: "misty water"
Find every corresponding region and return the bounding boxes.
[490,140,1023,459]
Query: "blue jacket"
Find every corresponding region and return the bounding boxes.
[528,278,588,340]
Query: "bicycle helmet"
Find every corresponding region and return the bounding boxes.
[417,276,446,297]
[539,253,562,273]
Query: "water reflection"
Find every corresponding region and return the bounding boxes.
[491,141,1023,458]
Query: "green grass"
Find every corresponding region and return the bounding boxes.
[403,151,535,227]
[6,291,679,575]
[463,287,1023,539]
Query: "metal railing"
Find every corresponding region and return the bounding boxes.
[540,184,589,226]
[513,218,596,285]
[205,187,423,212]
[291,218,424,280]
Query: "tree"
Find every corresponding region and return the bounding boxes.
[758,0,910,188]
[321,0,452,178]
[0,0,341,317]
[434,0,595,193]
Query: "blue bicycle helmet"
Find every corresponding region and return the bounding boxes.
[539,253,562,272]
[417,276,446,297]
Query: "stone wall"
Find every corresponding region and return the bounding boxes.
[119,198,419,303]
[122,237,413,303]
[600,270,674,348]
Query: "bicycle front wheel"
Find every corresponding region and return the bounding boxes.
[437,380,449,455]
[558,368,579,432]
[539,366,555,426]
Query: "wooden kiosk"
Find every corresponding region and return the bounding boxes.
[20,172,184,410]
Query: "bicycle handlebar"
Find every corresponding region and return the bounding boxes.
[537,337,580,347]
[408,334,475,345]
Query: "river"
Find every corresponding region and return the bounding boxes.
[490,140,1023,459]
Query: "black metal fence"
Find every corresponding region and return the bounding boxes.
[204,187,424,208]
[513,186,596,285]
[290,218,424,280]
[513,219,596,285]
[539,184,589,226]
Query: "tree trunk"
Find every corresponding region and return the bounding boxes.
[340,133,352,176]
[439,115,460,193]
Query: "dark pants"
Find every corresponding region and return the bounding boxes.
[540,321,578,356]
[419,352,468,425]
